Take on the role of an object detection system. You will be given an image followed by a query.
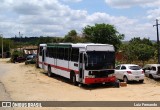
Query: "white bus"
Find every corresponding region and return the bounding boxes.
[37,43,118,86]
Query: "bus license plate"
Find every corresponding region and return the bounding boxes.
[135,76,139,78]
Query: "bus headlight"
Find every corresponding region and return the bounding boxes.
[86,75,95,78]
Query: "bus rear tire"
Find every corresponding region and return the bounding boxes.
[48,66,52,77]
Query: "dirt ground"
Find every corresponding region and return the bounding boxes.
[0,58,160,110]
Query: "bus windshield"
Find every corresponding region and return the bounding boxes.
[85,51,115,70]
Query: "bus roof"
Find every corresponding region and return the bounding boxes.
[40,43,114,51]
[71,43,113,48]
[45,43,113,47]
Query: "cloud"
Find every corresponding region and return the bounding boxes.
[0,0,88,37]
[0,0,157,40]
[83,12,157,40]
[105,0,160,8]
[86,12,137,25]
[61,0,83,3]
[147,8,160,20]
[13,2,43,15]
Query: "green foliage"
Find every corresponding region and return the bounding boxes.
[135,44,154,64]
[120,43,136,63]
[120,37,155,65]
[130,37,153,46]
[68,30,77,36]
[83,23,124,50]
[0,37,13,54]
[64,30,85,43]
[10,50,23,62]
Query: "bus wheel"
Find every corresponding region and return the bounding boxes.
[47,66,52,77]
[73,75,78,86]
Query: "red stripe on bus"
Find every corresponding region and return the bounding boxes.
[39,61,79,74]
[39,62,43,64]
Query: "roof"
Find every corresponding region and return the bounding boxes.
[46,43,112,46]
[43,43,114,48]
[120,64,139,66]
[71,43,113,48]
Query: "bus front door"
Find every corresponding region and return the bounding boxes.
[42,49,45,69]
[79,53,84,82]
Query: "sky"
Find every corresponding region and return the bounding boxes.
[0,0,160,40]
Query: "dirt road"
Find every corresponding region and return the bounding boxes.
[0,59,12,101]
[0,59,160,110]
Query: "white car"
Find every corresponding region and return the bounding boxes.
[143,64,160,79]
[115,64,144,83]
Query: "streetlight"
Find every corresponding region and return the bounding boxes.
[0,34,3,58]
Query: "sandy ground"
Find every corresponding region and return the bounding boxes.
[0,58,160,110]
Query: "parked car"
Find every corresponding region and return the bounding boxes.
[25,54,37,65]
[26,54,36,60]
[143,64,160,79]
[115,64,144,83]
[14,56,26,63]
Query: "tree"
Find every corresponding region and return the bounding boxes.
[68,30,77,36]
[37,36,53,44]
[83,23,124,50]
[130,37,153,46]
[120,43,136,63]
[121,37,155,65]
[129,37,141,44]
[135,44,154,65]
[0,37,14,54]
[64,30,83,43]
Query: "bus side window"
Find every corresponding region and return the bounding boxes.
[62,48,65,60]
[51,48,53,58]
[47,47,49,57]
[57,48,60,59]
[71,48,79,62]
[39,47,43,56]
[64,48,68,60]
[68,48,71,61]
[52,47,55,58]
[55,47,57,58]
[46,48,48,57]
[59,47,64,60]
[48,47,51,57]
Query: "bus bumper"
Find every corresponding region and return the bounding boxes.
[85,76,116,84]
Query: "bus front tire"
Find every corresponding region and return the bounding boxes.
[71,72,78,86]
[48,66,52,77]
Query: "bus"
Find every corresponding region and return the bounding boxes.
[37,43,119,87]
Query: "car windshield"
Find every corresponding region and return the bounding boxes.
[27,55,33,58]
[85,51,115,70]
[129,66,141,70]
[27,54,36,59]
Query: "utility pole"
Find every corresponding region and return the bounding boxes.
[19,32,21,52]
[153,19,160,64]
[0,34,3,58]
